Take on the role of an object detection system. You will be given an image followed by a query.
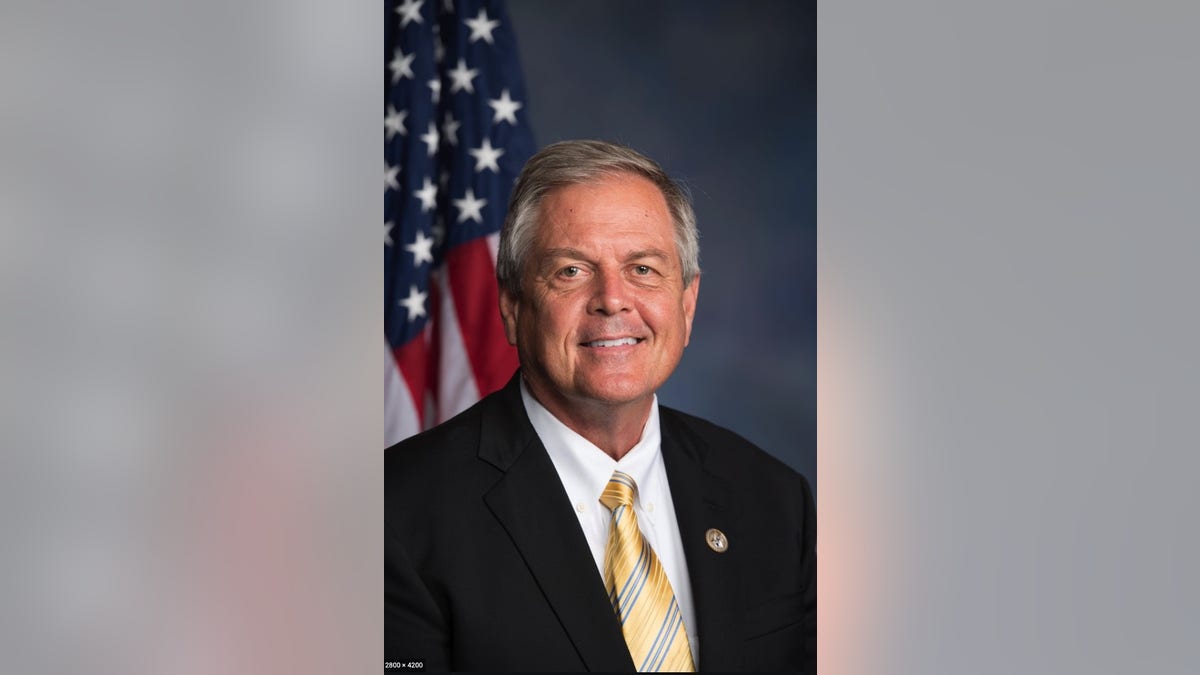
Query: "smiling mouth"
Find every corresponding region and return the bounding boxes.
[580,337,643,348]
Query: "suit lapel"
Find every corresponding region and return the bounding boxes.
[661,411,743,672]
[479,377,635,672]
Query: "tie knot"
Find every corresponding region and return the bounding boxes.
[599,470,637,511]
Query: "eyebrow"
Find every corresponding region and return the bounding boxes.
[540,247,591,262]
[538,247,672,262]
[625,249,671,262]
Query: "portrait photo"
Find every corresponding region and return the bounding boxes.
[385,1,815,670]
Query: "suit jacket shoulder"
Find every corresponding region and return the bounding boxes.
[658,405,815,534]
[386,396,489,506]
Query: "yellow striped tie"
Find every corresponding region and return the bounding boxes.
[600,470,696,672]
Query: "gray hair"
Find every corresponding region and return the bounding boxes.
[497,140,700,298]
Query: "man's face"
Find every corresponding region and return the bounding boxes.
[500,173,699,414]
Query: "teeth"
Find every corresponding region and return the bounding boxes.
[585,337,638,348]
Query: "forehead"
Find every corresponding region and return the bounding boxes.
[534,173,674,249]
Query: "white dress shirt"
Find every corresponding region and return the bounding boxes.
[520,380,700,665]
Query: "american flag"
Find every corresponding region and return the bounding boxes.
[385,0,535,446]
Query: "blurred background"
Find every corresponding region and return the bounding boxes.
[509,0,817,480]
[2,1,379,673]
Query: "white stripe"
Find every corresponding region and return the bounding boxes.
[486,231,500,266]
[434,264,480,423]
[384,340,420,447]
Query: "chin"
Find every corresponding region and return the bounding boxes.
[575,377,659,407]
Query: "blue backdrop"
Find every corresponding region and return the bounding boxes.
[507,0,816,482]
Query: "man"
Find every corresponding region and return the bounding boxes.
[386,140,815,672]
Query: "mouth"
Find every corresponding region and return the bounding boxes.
[580,337,644,348]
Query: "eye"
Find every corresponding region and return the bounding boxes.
[560,265,581,278]
[633,265,652,275]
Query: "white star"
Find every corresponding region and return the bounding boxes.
[385,162,400,191]
[438,168,450,189]
[464,8,501,45]
[405,230,436,266]
[385,105,407,140]
[385,221,394,246]
[427,78,442,105]
[389,48,415,83]
[399,285,428,321]
[395,0,424,27]
[447,58,478,94]
[413,176,438,212]
[468,137,505,173]
[487,89,523,125]
[453,188,487,224]
[420,121,440,158]
[441,112,461,146]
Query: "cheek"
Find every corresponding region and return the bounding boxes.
[646,299,686,332]
[520,302,575,351]
[537,296,579,334]
[652,309,692,353]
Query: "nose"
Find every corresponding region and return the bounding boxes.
[588,268,631,316]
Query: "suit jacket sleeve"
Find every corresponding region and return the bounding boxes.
[386,516,450,672]
[800,472,817,672]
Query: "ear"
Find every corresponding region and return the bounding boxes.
[682,274,700,347]
[499,287,520,346]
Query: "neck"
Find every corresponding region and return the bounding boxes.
[525,380,653,461]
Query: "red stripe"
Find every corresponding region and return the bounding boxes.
[391,334,428,427]
[426,271,444,424]
[446,238,519,397]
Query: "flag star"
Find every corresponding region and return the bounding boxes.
[468,137,505,173]
[385,105,407,140]
[464,8,501,45]
[405,230,436,266]
[447,58,478,94]
[385,221,394,246]
[413,176,438,212]
[453,188,487,223]
[427,78,442,105]
[399,285,428,321]
[389,48,415,83]
[395,0,424,28]
[438,169,450,189]
[442,0,453,12]
[441,112,461,146]
[420,121,440,157]
[385,162,400,191]
[487,89,523,125]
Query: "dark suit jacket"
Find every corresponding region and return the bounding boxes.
[385,374,816,672]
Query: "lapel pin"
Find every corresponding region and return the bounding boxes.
[705,528,728,553]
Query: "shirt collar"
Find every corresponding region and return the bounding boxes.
[520,378,662,505]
